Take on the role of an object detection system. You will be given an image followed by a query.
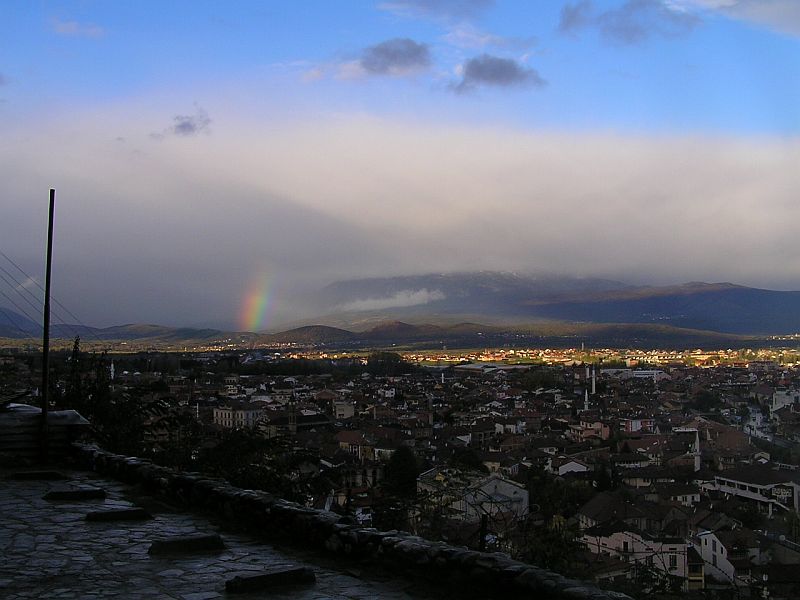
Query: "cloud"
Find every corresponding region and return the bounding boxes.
[4,111,800,328]
[681,0,800,37]
[52,19,105,38]
[152,106,212,139]
[560,0,700,44]
[443,23,537,50]
[172,109,211,136]
[559,1,594,34]
[452,54,546,93]
[358,38,431,76]
[379,0,494,21]
[338,289,445,312]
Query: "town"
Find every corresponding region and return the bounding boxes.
[4,343,800,598]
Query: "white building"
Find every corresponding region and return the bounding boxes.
[213,401,266,429]
[582,521,691,590]
[702,465,800,516]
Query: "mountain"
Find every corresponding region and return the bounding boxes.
[0,310,235,344]
[4,272,800,348]
[265,325,357,344]
[264,320,748,349]
[318,272,629,318]
[526,283,800,335]
[312,273,800,336]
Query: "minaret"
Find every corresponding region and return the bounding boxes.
[591,365,596,395]
[288,400,297,434]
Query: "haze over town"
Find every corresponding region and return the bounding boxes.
[1,1,799,330]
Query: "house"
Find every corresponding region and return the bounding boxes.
[582,520,691,590]
[696,527,761,588]
[417,468,529,523]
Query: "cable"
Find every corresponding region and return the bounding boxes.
[0,267,44,320]
[0,268,86,343]
[0,259,87,339]
[0,288,43,334]
[0,251,87,327]
[0,300,40,341]
[0,291,42,348]
[0,250,110,349]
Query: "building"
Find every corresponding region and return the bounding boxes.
[417,468,528,523]
[212,401,266,429]
[703,465,800,516]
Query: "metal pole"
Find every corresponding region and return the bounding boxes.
[40,188,55,462]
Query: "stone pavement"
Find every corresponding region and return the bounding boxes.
[0,469,439,600]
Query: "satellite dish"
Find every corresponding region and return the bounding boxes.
[780,535,786,542]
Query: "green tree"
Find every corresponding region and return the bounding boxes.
[366,352,412,376]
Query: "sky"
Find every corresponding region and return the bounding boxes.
[1,0,799,331]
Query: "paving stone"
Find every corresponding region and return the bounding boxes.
[8,470,68,481]
[44,487,107,501]
[148,533,225,555]
[86,508,152,522]
[0,468,443,600]
[226,566,316,593]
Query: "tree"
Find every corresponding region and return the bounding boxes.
[449,448,489,473]
[384,446,419,498]
[366,352,412,376]
[62,336,84,411]
[518,516,583,576]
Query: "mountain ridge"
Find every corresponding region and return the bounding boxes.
[3,273,800,346]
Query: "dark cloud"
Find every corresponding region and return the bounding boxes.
[559,1,594,34]
[171,107,211,136]
[150,106,211,140]
[559,0,700,44]
[359,38,431,75]
[380,0,494,20]
[452,54,545,94]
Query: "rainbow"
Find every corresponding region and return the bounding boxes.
[239,274,273,332]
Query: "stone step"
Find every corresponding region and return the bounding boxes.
[8,470,67,481]
[147,533,224,555]
[226,567,316,593]
[86,508,153,522]
[43,487,107,501]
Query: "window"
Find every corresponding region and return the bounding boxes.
[669,554,677,569]
[712,540,717,553]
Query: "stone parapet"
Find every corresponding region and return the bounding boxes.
[72,443,633,600]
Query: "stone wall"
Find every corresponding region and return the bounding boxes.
[72,443,633,600]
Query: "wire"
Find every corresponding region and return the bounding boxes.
[0,266,85,342]
[1,251,87,327]
[0,290,42,347]
[0,267,44,320]
[0,288,42,334]
[0,250,110,349]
